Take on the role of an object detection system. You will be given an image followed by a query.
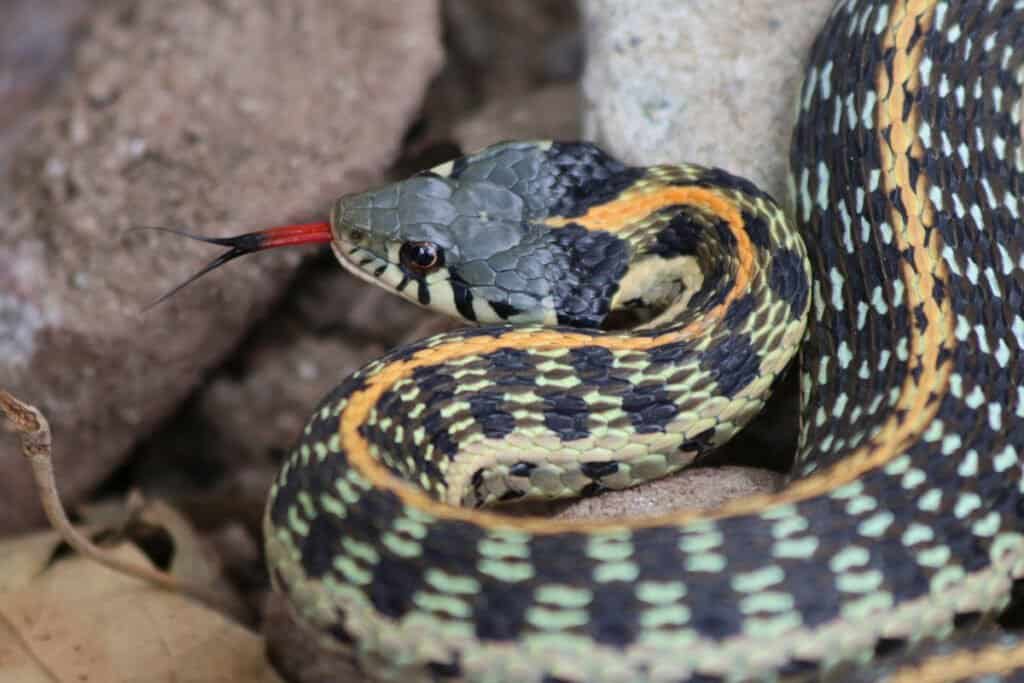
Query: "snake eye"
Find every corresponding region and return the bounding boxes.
[399,241,443,273]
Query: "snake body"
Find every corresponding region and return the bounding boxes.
[263,1,1024,680]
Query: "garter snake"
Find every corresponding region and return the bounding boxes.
[162,0,1024,680]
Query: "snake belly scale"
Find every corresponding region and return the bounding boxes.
[255,0,1024,681]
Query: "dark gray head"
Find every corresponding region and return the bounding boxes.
[329,141,641,327]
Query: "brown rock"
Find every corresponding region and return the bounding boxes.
[555,467,783,520]
[0,0,443,533]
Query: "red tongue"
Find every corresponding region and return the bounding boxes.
[140,221,333,309]
[248,221,333,250]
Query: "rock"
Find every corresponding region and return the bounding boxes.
[0,0,443,533]
[580,0,832,202]
[453,84,580,152]
[555,467,784,520]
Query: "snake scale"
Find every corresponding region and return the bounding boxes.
[160,0,1024,680]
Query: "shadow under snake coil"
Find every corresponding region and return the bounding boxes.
[160,0,1024,680]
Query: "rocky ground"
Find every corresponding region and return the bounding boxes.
[0,2,833,681]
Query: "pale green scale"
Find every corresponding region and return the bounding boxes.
[319,492,347,519]
[930,565,967,592]
[288,505,309,536]
[840,592,895,620]
[836,569,884,593]
[534,375,583,389]
[741,612,803,639]
[994,444,1019,471]
[917,545,953,568]
[525,606,589,631]
[297,491,317,519]
[857,510,895,537]
[972,511,1002,537]
[640,604,691,629]
[901,522,935,546]
[333,555,373,585]
[536,585,593,608]
[830,546,870,572]
[773,537,820,559]
[334,477,361,505]
[393,516,429,539]
[381,532,422,558]
[739,590,796,615]
[918,488,944,511]
[769,515,808,540]
[594,562,640,583]
[731,565,785,593]
[901,468,927,488]
[586,533,634,562]
[954,492,982,518]
[342,537,380,565]
[844,494,878,515]
[413,591,472,619]
[636,581,687,604]
[685,553,727,573]
[758,503,799,520]
[478,558,535,582]
[425,568,480,595]
[678,529,724,554]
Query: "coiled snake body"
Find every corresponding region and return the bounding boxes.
[190,0,1024,680]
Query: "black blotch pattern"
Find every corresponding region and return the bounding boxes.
[580,461,619,479]
[587,584,641,646]
[620,384,679,433]
[647,340,695,365]
[541,142,645,218]
[449,272,477,321]
[269,377,366,529]
[687,166,775,203]
[473,580,530,641]
[680,427,716,454]
[529,533,589,584]
[300,513,345,578]
[367,552,424,619]
[741,210,773,250]
[646,206,703,257]
[327,622,355,644]
[449,155,468,179]
[701,333,760,398]
[427,658,462,680]
[548,224,630,328]
[490,300,523,320]
[722,293,757,330]
[468,391,516,439]
[540,390,591,440]
[485,347,536,387]
[768,247,809,318]
[509,462,536,477]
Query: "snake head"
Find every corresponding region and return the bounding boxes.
[330,141,641,328]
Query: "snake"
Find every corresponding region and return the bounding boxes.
[158,0,1024,680]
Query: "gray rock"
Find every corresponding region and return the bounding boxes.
[581,0,832,202]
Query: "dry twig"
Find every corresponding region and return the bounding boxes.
[0,389,230,610]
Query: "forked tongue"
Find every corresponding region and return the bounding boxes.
[140,221,332,309]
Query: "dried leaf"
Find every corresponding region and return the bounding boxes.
[0,526,282,683]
